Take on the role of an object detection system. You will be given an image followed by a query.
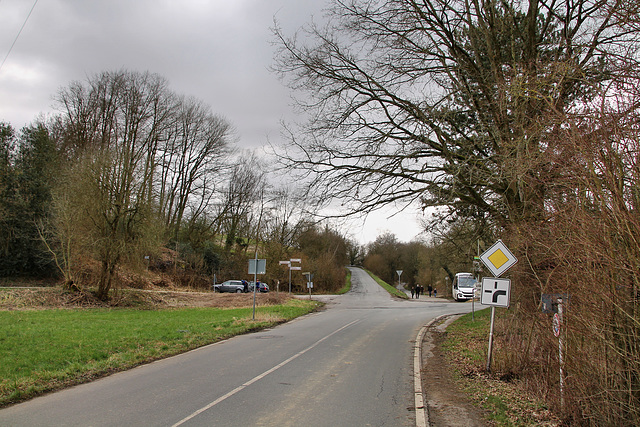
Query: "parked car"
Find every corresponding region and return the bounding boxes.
[249,281,269,293]
[213,280,248,293]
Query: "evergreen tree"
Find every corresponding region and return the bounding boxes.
[0,123,58,276]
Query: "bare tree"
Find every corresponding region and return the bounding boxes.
[157,96,234,240]
[263,184,307,248]
[218,154,265,251]
[55,70,171,300]
[273,0,637,226]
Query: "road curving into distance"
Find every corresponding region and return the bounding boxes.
[0,267,473,427]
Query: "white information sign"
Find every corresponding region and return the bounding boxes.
[481,277,511,308]
[248,259,266,275]
[479,240,518,277]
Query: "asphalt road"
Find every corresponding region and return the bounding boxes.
[0,267,472,427]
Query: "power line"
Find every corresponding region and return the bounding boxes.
[0,0,39,73]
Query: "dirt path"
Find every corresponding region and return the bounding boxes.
[421,315,486,427]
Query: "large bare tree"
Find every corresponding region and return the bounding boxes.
[56,71,171,299]
[273,0,637,226]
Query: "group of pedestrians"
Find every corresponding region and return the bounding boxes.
[410,284,437,298]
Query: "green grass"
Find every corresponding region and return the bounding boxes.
[443,308,553,426]
[364,269,409,299]
[337,268,352,294]
[441,306,491,361]
[0,299,318,406]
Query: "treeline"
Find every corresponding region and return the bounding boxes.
[362,231,475,295]
[0,70,358,298]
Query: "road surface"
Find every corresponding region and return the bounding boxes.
[0,267,472,426]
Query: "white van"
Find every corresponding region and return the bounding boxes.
[452,272,477,301]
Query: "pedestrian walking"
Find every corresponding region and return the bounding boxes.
[428,284,433,297]
[433,288,437,298]
[410,286,415,298]
[416,284,421,299]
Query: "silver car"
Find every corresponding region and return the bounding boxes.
[213,280,247,293]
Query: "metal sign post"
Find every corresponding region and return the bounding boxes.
[542,292,569,409]
[557,297,565,410]
[279,259,301,294]
[248,258,266,320]
[303,272,314,300]
[479,240,517,373]
[291,260,301,294]
[481,277,511,373]
[486,306,496,372]
[279,260,290,294]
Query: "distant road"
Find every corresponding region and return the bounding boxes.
[0,267,472,426]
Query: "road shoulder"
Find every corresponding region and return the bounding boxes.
[421,315,486,426]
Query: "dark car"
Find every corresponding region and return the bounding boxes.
[249,281,269,293]
[213,280,248,293]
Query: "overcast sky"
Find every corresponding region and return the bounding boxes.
[0,0,425,244]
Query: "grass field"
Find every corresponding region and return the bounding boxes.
[0,299,318,407]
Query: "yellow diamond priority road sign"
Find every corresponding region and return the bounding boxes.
[480,240,517,277]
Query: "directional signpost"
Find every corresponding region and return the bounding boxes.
[280,258,301,294]
[479,240,517,372]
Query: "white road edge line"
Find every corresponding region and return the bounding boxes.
[414,322,429,427]
[414,314,448,427]
[171,318,362,427]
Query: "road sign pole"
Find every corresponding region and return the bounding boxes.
[471,276,476,321]
[558,297,565,410]
[479,240,517,374]
[253,253,257,320]
[486,306,496,372]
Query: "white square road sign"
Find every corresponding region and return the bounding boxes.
[481,277,511,308]
[248,259,266,275]
[479,240,518,277]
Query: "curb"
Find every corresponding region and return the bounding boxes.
[414,313,461,427]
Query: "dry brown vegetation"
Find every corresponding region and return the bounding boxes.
[490,91,640,424]
[0,287,292,311]
[0,251,293,311]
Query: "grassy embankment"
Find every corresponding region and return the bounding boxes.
[338,268,352,294]
[443,308,558,426]
[365,269,409,299]
[0,298,318,407]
